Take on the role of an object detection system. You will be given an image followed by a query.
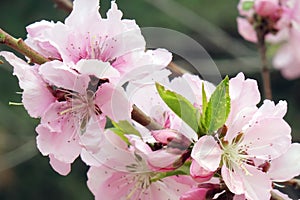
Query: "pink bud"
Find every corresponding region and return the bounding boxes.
[254,0,279,17]
[151,129,191,149]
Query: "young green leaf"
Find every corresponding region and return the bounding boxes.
[199,83,209,134]
[242,1,254,11]
[200,76,230,134]
[155,83,199,132]
[110,120,141,144]
[201,82,208,113]
[112,120,141,137]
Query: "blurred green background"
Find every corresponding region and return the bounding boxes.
[0,0,299,199]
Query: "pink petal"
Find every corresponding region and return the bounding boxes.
[268,143,300,182]
[79,119,105,153]
[242,118,291,160]
[115,49,171,84]
[0,51,55,118]
[25,20,61,59]
[238,165,272,200]
[227,72,260,128]
[40,101,68,133]
[95,83,132,122]
[221,166,244,195]
[254,0,279,17]
[39,60,90,94]
[226,106,257,143]
[251,100,287,120]
[147,150,182,171]
[36,123,81,163]
[191,135,222,171]
[180,187,208,200]
[190,160,214,183]
[169,74,215,105]
[49,154,71,176]
[107,1,123,21]
[73,59,120,80]
[82,130,135,169]
[65,0,101,27]
[237,17,258,43]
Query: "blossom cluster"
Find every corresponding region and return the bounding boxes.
[237,0,300,79]
[1,0,300,199]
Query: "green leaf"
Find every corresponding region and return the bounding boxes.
[112,120,141,136]
[0,33,5,42]
[155,83,199,132]
[242,1,254,11]
[202,82,208,113]
[199,83,209,134]
[200,76,230,134]
[110,120,141,144]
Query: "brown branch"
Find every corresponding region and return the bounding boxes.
[0,28,50,65]
[255,23,272,100]
[167,62,186,77]
[52,0,73,13]
[131,105,162,130]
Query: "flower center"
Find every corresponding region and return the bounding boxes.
[220,134,251,175]
[60,89,101,134]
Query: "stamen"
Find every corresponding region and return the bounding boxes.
[9,102,23,106]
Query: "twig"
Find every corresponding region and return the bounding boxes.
[0,28,50,65]
[256,25,272,100]
[131,105,162,130]
[167,62,187,76]
[52,0,73,13]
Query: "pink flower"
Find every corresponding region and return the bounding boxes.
[25,0,172,83]
[88,165,194,200]
[236,0,287,43]
[34,59,132,175]
[191,99,292,200]
[86,131,194,200]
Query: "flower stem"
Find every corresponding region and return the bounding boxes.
[0,28,50,65]
[256,26,272,100]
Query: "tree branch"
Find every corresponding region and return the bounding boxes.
[52,0,73,13]
[256,23,272,100]
[0,28,50,65]
[131,105,162,130]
